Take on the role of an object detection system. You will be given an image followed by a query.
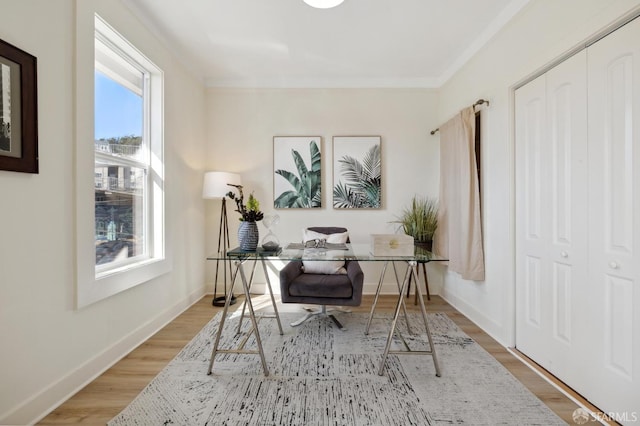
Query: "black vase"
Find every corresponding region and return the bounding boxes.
[414,239,433,252]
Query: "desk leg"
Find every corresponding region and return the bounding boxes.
[414,264,440,377]
[236,258,259,334]
[365,260,388,335]
[393,262,413,335]
[236,258,283,336]
[365,261,413,336]
[207,272,238,375]
[261,257,283,335]
[207,259,270,377]
[378,261,413,376]
[378,261,441,377]
[237,260,269,376]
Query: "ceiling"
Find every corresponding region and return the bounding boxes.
[124,0,529,88]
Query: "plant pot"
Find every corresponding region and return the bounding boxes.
[238,221,259,251]
[414,239,433,252]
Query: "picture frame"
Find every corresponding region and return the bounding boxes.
[273,136,322,209]
[332,135,381,209]
[0,38,38,174]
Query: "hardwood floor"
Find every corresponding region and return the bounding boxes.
[39,294,582,425]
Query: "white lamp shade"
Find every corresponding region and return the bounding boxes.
[303,0,344,9]
[202,171,242,199]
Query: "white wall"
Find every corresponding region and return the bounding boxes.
[0,1,207,424]
[437,0,640,346]
[204,88,444,294]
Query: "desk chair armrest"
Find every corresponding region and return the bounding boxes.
[345,260,364,305]
[280,260,304,294]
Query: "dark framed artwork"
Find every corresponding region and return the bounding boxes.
[273,136,322,209]
[0,38,38,173]
[332,135,381,209]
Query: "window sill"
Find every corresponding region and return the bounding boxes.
[77,257,171,308]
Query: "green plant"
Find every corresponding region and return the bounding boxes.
[274,140,322,208]
[394,195,438,242]
[226,185,264,222]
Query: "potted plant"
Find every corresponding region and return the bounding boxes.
[394,195,438,251]
[227,185,264,251]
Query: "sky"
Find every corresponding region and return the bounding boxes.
[94,71,142,140]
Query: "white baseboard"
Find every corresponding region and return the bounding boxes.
[0,286,207,426]
[439,290,506,346]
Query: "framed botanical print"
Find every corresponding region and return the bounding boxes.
[333,136,381,209]
[273,136,322,209]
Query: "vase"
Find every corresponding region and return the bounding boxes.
[414,239,433,252]
[238,221,259,251]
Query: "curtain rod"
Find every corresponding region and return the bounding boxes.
[430,99,490,135]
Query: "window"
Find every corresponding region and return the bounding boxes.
[93,15,164,279]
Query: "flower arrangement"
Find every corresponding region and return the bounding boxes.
[226,184,264,222]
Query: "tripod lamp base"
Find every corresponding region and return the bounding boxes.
[212,295,237,307]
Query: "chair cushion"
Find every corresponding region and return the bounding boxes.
[302,229,349,274]
[288,272,354,299]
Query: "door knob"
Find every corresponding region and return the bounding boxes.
[609,261,619,269]
[560,251,568,258]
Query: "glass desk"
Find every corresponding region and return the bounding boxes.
[206,243,447,377]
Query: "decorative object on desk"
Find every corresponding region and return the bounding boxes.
[0,38,38,174]
[202,171,242,306]
[227,184,263,251]
[306,238,326,249]
[285,241,348,250]
[237,221,259,251]
[261,214,281,251]
[108,313,565,426]
[371,233,414,256]
[394,195,438,251]
[273,136,322,209]
[332,136,381,209]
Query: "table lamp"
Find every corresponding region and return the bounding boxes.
[203,171,242,306]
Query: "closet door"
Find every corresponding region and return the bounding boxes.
[515,50,589,390]
[586,17,640,416]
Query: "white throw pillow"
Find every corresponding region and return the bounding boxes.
[303,229,349,245]
[302,229,348,274]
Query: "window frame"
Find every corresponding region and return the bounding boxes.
[94,58,149,274]
[75,13,168,308]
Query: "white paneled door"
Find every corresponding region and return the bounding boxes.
[585,18,640,418]
[515,49,590,395]
[516,17,640,422]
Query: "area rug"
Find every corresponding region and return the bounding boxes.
[108,311,565,425]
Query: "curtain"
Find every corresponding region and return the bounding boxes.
[433,106,485,281]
